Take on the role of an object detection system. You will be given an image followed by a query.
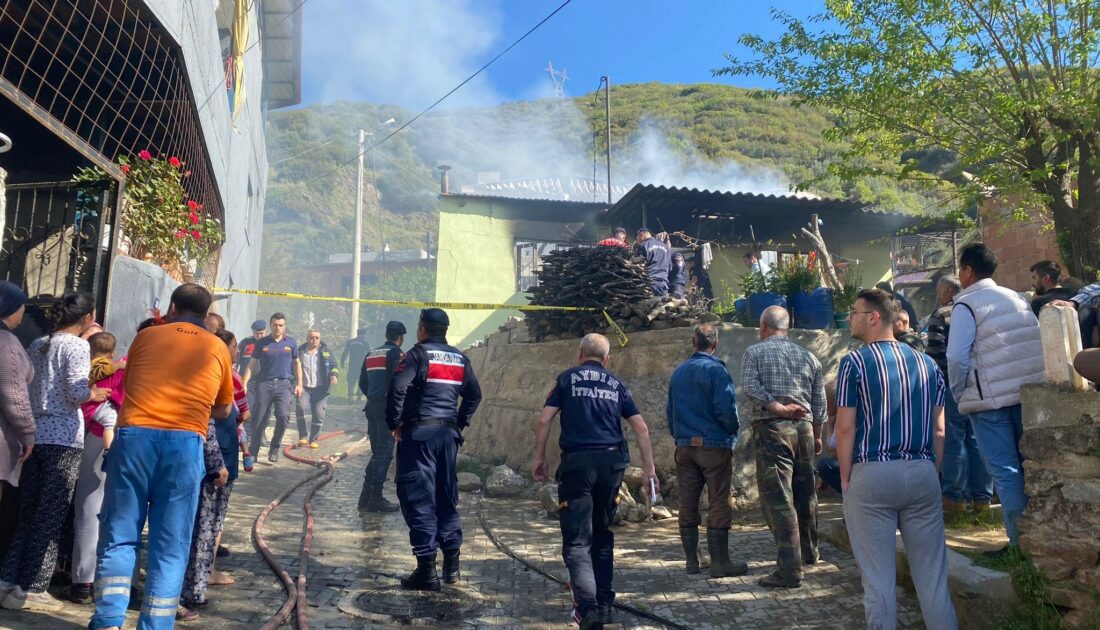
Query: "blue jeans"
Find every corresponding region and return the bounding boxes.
[941,393,993,503]
[968,405,1027,545]
[90,427,204,630]
[816,457,842,495]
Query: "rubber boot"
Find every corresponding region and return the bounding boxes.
[400,554,441,591]
[707,528,748,578]
[357,483,373,510]
[679,526,700,574]
[365,485,400,513]
[442,549,460,584]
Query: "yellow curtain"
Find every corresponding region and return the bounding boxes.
[231,0,250,121]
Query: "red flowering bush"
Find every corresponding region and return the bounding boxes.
[72,150,222,271]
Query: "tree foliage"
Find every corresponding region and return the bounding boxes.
[718,0,1100,278]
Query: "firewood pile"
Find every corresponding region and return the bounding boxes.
[526,246,718,342]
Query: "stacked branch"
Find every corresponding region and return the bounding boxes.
[526,246,717,342]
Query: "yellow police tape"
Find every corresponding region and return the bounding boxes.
[214,287,630,346]
[213,287,589,312]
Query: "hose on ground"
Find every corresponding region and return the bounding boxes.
[475,494,691,630]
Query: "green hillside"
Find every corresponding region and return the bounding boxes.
[260,82,944,293]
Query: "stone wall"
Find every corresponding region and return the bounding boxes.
[980,199,1064,292]
[1018,384,1100,628]
[462,321,860,508]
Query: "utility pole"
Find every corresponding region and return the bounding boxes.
[350,128,365,339]
[603,75,612,204]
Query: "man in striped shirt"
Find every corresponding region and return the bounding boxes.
[836,288,956,629]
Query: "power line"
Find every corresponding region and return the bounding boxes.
[269,132,350,166]
[306,0,575,186]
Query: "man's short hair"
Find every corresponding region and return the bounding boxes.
[88,331,116,356]
[205,312,225,331]
[307,329,320,336]
[959,243,997,279]
[270,312,287,323]
[692,324,718,351]
[875,281,894,293]
[579,333,611,360]
[1030,260,1061,284]
[742,251,756,260]
[171,283,213,318]
[760,305,790,330]
[857,288,897,325]
[937,274,961,293]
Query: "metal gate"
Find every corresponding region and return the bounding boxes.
[0,180,116,311]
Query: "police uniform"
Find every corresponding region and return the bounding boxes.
[545,359,639,623]
[388,309,481,590]
[634,231,672,296]
[356,321,405,512]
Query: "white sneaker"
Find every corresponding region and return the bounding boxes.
[0,585,26,609]
[19,589,65,612]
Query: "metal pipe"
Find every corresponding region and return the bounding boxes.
[350,129,365,338]
[603,76,612,204]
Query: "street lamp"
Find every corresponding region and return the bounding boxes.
[350,117,396,339]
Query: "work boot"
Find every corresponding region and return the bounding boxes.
[758,571,802,589]
[400,554,441,591]
[679,526,700,574]
[357,484,373,510]
[442,549,460,584]
[942,497,965,519]
[972,500,992,514]
[598,604,614,625]
[365,486,400,513]
[706,528,748,578]
[578,609,603,630]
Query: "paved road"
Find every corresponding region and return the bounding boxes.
[0,403,924,629]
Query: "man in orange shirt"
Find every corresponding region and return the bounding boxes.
[89,284,234,630]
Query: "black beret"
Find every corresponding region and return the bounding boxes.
[386,320,407,336]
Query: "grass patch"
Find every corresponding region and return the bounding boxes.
[944,508,1002,531]
[963,547,1065,629]
[456,458,490,482]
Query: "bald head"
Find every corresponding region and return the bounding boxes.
[579,333,611,363]
[760,306,790,331]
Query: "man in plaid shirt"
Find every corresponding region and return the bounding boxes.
[740,305,826,588]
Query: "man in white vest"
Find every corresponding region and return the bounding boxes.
[946,243,1044,557]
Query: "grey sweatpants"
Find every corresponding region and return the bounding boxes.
[843,460,957,630]
[72,431,107,584]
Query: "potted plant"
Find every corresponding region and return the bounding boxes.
[775,252,834,329]
[741,267,786,326]
[832,267,863,329]
[73,151,223,282]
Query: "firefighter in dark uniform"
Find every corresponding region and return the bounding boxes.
[356,320,406,513]
[532,333,658,630]
[387,308,482,591]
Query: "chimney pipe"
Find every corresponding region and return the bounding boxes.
[438,164,452,195]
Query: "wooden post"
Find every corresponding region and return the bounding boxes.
[800,213,842,291]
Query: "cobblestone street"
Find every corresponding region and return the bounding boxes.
[0,403,924,629]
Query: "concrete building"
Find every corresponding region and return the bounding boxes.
[0,0,301,350]
[293,249,435,298]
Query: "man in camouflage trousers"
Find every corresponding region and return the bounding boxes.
[740,306,826,588]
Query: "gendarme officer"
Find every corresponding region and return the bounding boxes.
[357,320,406,513]
[532,333,657,630]
[387,308,482,591]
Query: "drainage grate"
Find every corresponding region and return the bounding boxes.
[343,586,484,624]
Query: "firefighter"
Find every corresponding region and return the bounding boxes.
[532,333,658,629]
[357,320,406,513]
[387,308,482,591]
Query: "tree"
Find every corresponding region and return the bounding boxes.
[718,0,1100,279]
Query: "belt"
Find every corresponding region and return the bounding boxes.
[263,377,291,382]
[751,416,808,428]
[408,418,458,428]
[562,446,620,456]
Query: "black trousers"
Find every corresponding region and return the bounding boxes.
[395,424,461,557]
[363,401,395,487]
[557,449,626,617]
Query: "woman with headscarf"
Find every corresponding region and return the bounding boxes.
[0,291,109,611]
[0,281,34,507]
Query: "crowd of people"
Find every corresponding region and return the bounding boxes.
[0,238,1097,630]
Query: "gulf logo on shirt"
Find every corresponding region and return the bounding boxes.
[426,350,465,385]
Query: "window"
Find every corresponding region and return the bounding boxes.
[515,241,570,291]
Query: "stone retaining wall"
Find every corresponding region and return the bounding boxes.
[462,321,859,508]
[1018,383,1100,628]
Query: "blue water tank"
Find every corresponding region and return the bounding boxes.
[747,292,787,325]
[789,288,835,329]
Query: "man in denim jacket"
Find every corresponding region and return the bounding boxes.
[667,324,747,579]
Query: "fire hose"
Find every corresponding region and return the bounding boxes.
[475,495,692,630]
[252,430,368,630]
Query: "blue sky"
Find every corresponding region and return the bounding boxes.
[299,0,819,108]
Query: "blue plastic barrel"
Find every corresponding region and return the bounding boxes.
[734,299,748,324]
[747,292,787,325]
[789,288,835,329]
